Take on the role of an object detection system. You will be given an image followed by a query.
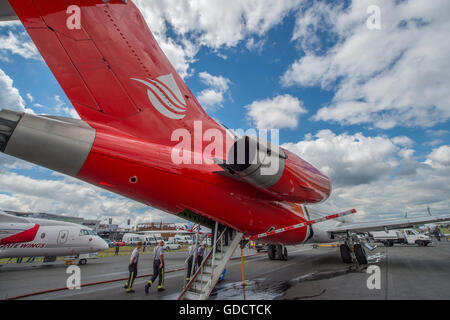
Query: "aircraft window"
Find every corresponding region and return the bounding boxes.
[79,229,90,236]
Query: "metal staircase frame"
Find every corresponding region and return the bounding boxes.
[178,225,243,300]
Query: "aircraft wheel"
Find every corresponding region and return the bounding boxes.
[267,245,276,260]
[281,247,288,261]
[340,244,352,263]
[354,244,367,265]
[276,245,284,260]
[78,259,87,265]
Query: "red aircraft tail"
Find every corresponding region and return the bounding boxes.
[9,0,222,143]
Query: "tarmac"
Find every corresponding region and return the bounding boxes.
[1,241,449,300]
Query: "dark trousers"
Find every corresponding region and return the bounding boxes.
[186,255,194,279]
[197,256,203,269]
[224,228,229,246]
[151,259,164,287]
[126,263,137,289]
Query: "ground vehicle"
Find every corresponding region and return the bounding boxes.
[254,242,267,252]
[175,235,193,244]
[113,241,125,247]
[122,233,145,245]
[144,236,158,246]
[371,229,432,246]
[164,241,181,250]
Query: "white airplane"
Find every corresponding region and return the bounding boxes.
[0,211,108,265]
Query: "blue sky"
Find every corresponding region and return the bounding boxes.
[0,0,449,226]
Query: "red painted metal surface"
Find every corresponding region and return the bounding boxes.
[0,224,40,245]
[9,0,332,245]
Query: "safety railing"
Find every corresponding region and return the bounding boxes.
[178,225,227,300]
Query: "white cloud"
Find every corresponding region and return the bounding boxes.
[0,68,34,114]
[0,172,183,226]
[197,72,231,110]
[25,93,33,103]
[282,0,450,129]
[283,131,450,220]
[0,31,40,60]
[134,0,303,77]
[392,136,414,148]
[245,94,307,129]
[426,145,450,169]
[282,130,398,187]
[245,38,266,53]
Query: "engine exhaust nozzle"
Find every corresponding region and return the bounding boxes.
[0,109,95,177]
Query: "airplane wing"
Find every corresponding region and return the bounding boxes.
[326,214,450,234]
[7,0,226,143]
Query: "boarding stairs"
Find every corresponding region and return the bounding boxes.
[178,225,243,300]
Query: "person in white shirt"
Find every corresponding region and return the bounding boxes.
[186,244,196,281]
[145,240,165,293]
[125,241,141,293]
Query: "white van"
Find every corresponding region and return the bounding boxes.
[175,235,193,244]
[122,233,144,245]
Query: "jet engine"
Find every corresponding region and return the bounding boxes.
[222,136,331,203]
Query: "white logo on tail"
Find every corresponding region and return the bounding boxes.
[132,74,187,120]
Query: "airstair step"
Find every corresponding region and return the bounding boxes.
[198,273,212,282]
[191,282,208,292]
[184,291,203,300]
[187,286,204,294]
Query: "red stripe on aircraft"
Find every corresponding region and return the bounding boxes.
[0,224,40,244]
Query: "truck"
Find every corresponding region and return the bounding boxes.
[370,229,432,247]
[174,235,193,244]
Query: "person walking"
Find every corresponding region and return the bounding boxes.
[145,240,165,293]
[124,241,141,293]
[196,243,206,270]
[115,242,120,256]
[185,244,196,282]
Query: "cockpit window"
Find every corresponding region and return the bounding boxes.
[79,229,97,236]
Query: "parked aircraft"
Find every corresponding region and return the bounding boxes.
[0,211,108,264]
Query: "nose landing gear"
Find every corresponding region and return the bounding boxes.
[267,244,288,261]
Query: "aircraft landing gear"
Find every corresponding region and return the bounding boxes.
[268,245,288,261]
[340,244,352,264]
[340,234,368,265]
